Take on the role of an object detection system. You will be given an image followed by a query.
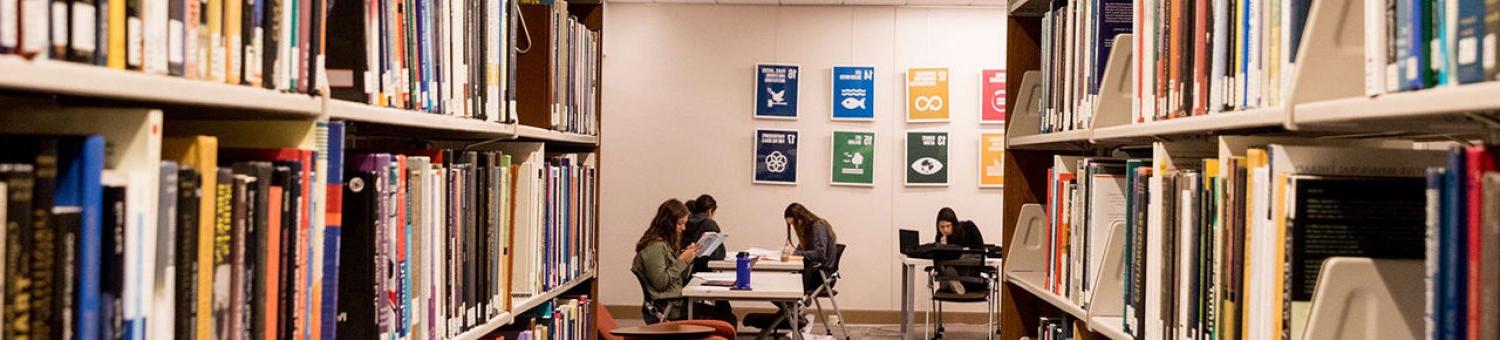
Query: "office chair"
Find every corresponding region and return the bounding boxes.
[634,270,678,324]
[742,244,851,340]
[924,249,999,340]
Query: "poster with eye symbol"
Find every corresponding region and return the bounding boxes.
[905,130,949,186]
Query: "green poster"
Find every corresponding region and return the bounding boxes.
[831,131,875,186]
[905,131,949,186]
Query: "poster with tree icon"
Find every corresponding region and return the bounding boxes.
[905,131,949,186]
[754,129,799,184]
[831,130,875,186]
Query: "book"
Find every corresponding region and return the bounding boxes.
[174,167,200,340]
[163,136,219,340]
[1480,172,1500,340]
[1454,0,1486,83]
[101,180,125,340]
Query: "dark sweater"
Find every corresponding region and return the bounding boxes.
[681,212,726,272]
[935,220,985,249]
[796,220,839,291]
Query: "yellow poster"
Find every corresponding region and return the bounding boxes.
[906,67,950,122]
[980,132,1005,188]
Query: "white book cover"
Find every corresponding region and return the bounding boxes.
[1145,173,1166,340]
[1364,0,1386,95]
[484,0,499,122]
[1177,174,1200,340]
[1086,169,1127,306]
[1211,0,1229,111]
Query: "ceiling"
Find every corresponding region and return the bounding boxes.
[608,0,1006,7]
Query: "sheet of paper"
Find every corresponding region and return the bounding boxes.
[693,272,739,282]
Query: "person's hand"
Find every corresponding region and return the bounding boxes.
[678,244,701,263]
[781,244,795,259]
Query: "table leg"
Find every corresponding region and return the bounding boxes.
[687,298,695,320]
[901,263,913,340]
[787,301,804,340]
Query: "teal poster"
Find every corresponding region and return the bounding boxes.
[831,131,875,186]
[754,129,799,184]
[831,66,875,120]
[755,64,800,119]
[905,131,949,186]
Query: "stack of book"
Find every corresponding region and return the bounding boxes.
[1042,156,1134,308]
[490,295,592,340]
[508,147,597,298]
[514,0,598,136]
[1363,0,1500,95]
[1424,145,1500,340]
[0,0,328,93]
[1037,0,1133,133]
[1039,316,1081,340]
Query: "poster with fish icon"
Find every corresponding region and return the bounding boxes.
[831,65,875,121]
[755,63,800,119]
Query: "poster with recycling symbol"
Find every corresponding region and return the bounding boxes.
[831,130,875,186]
[905,130,949,186]
[754,129,799,185]
[831,66,875,121]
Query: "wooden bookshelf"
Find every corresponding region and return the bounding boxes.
[0,55,323,116]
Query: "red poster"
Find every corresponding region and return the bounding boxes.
[981,69,1006,124]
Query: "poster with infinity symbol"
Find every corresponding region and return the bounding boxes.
[906,67,950,122]
[754,129,799,185]
[755,64,800,119]
[905,131,949,186]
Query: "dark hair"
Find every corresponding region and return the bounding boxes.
[784,203,836,247]
[937,207,959,228]
[690,194,717,214]
[685,198,699,213]
[635,199,691,252]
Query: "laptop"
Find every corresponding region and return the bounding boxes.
[899,229,920,256]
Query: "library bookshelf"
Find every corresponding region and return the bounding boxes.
[0,0,604,338]
[1000,0,1500,336]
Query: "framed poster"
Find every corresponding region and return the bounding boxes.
[830,130,875,186]
[979,131,1005,188]
[754,129,799,184]
[755,63,800,119]
[831,65,876,121]
[905,67,950,122]
[905,130,949,186]
[981,69,1007,124]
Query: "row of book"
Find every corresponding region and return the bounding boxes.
[1033,0,1500,133]
[0,108,598,340]
[0,0,330,93]
[1038,316,1080,340]
[1425,145,1500,340]
[1364,0,1500,95]
[482,295,592,340]
[1037,138,1500,340]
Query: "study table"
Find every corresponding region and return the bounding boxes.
[898,256,1003,340]
[704,257,804,272]
[682,272,806,340]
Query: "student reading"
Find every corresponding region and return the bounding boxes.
[630,199,736,325]
[681,194,725,273]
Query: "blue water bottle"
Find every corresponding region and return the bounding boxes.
[733,251,752,290]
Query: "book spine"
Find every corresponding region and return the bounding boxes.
[1488,0,1499,80]
[1465,147,1492,340]
[168,0,183,75]
[124,0,140,69]
[1481,172,1500,340]
[1454,0,1485,83]
[1,165,33,340]
[1427,168,1443,340]
[229,175,250,340]
[225,0,240,84]
[210,168,231,340]
[1441,149,1466,340]
[102,185,125,340]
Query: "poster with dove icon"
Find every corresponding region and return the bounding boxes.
[831,66,875,121]
[755,63,800,119]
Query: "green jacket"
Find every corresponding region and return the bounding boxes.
[632,240,692,317]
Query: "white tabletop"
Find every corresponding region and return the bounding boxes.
[705,258,804,271]
[682,272,804,300]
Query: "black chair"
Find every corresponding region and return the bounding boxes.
[634,270,680,324]
[742,244,850,339]
[924,247,999,340]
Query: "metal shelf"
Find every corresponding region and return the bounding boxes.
[1088,316,1131,340]
[0,55,321,115]
[326,100,518,139]
[1007,129,1092,150]
[1292,82,1500,132]
[1003,271,1088,319]
[515,125,599,146]
[1091,107,1285,143]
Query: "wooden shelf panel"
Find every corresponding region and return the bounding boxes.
[1091,107,1284,142]
[0,55,321,115]
[1003,270,1088,319]
[516,125,599,145]
[1088,316,1131,340]
[1008,0,1048,17]
[327,100,517,138]
[1007,129,1091,150]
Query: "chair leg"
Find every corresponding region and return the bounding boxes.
[813,296,831,336]
[827,293,850,340]
[936,301,945,338]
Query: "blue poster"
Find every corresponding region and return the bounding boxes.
[754,129,799,184]
[755,64,800,119]
[831,66,875,120]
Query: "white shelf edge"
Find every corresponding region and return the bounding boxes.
[451,312,516,340]
[326,99,517,137]
[1088,316,1131,340]
[1007,129,1092,149]
[515,125,599,145]
[1002,270,1088,319]
[510,271,598,316]
[1091,106,1285,141]
[1293,82,1500,126]
[0,55,321,115]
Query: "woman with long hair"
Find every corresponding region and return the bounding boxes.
[782,202,838,291]
[630,199,735,324]
[934,207,984,248]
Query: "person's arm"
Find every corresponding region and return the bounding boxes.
[795,222,831,264]
[639,243,692,293]
[963,221,986,247]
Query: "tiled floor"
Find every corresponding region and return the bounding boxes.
[615,319,997,339]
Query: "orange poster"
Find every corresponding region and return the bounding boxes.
[980,131,1005,188]
[906,67,950,122]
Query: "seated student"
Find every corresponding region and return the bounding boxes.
[782,203,839,292]
[680,195,726,273]
[934,207,985,248]
[933,207,988,294]
[631,199,736,325]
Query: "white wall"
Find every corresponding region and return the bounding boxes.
[600,4,1007,312]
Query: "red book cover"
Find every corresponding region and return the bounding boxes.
[1193,0,1210,116]
[220,148,312,340]
[1056,173,1075,293]
[1467,146,1494,340]
[263,185,283,340]
[1046,168,1056,291]
[1167,0,1182,118]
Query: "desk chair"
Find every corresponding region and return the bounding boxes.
[924,249,999,340]
[635,271,680,324]
[742,244,850,340]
